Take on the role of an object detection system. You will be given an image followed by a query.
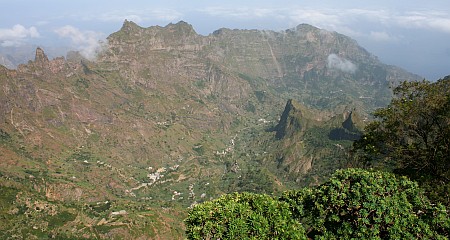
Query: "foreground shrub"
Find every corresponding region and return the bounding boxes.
[185,169,449,239]
[184,192,306,239]
[281,168,450,239]
[352,77,450,206]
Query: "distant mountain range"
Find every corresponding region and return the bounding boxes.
[0,44,72,69]
[0,20,421,239]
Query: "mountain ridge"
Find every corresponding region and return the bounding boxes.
[98,21,422,127]
[0,20,423,239]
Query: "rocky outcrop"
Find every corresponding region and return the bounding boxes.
[35,47,49,66]
[342,111,359,132]
[16,47,71,75]
[328,111,362,141]
[274,99,304,140]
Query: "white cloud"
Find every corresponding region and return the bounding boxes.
[287,9,343,30]
[55,25,105,60]
[201,7,284,20]
[98,9,183,23]
[369,31,399,42]
[199,7,450,37]
[327,54,357,73]
[149,9,184,22]
[0,24,40,47]
[395,11,450,33]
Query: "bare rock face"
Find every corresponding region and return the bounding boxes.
[44,183,84,202]
[19,47,50,76]
[120,19,142,35]
[102,21,421,117]
[274,99,304,140]
[35,47,49,63]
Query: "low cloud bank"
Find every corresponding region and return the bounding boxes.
[55,25,105,60]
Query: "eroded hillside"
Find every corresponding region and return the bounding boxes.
[0,21,421,238]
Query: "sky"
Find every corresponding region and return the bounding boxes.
[0,0,449,80]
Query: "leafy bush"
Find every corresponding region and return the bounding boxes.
[186,169,449,239]
[281,168,450,239]
[185,192,306,239]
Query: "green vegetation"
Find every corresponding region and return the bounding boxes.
[283,169,449,239]
[192,143,205,156]
[0,129,11,142]
[353,76,450,206]
[67,150,97,162]
[47,211,77,227]
[184,78,450,238]
[193,79,206,89]
[186,169,450,239]
[185,192,306,240]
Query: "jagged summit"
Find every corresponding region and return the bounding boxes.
[120,19,143,33]
[166,21,197,34]
[292,23,320,32]
[107,20,202,49]
[35,47,49,64]
[328,111,363,141]
[342,111,359,132]
[117,20,197,36]
[274,99,304,140]
[12,47,69,75]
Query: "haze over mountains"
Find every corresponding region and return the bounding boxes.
[0,21,422,238]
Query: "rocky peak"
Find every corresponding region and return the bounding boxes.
[293,23,319,32]
[274,99,304,140]
[328,110,363,141]
[14,47,69,75]
[342,111,359,132]
[166,21,197,35]
[34,47,49,66]
[120,19,142,34]
[212,28,231,36]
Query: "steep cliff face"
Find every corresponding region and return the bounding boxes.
[268,100,366,182]
[274,99,304,140]
[101,21,421,116]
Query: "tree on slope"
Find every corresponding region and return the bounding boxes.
[352,76,450,205]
